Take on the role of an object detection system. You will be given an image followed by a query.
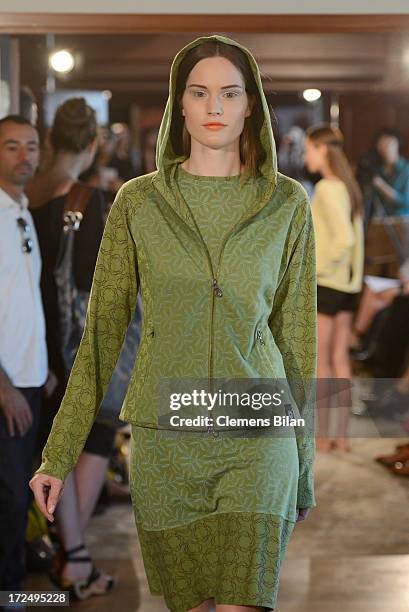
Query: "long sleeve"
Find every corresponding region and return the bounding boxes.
[35,187,139,482]
[313,180,355,278]
[268,193,317,508]
[390,173,409,211]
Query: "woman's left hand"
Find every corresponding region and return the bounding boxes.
[296,507,310,522]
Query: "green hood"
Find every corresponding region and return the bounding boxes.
[152,34,278,224]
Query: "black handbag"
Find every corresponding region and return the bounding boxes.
[54,182,93,377]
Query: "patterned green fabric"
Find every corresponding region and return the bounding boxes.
[129,424,299,529]
[135,509,294,612]
[176,165,253,268]
[35,33,317,512]
[130,425,296,612]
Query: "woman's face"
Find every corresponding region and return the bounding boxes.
[304,137,327,174]
[181,56,252,152]
[376,135,399,165]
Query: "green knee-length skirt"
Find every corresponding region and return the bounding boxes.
[129,425,299,612]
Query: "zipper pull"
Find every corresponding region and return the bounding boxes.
[256,329,265,345]
[211,278,223,298]
[207,424,219,437]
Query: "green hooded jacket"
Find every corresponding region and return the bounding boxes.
[36,34,317,509]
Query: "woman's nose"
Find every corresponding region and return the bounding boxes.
[207,96,223,115]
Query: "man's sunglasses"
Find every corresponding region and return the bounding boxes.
[16,217,33,254]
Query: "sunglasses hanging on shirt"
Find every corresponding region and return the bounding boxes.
[16,217,33,254]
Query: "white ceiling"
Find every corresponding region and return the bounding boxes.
[2,0,409,14]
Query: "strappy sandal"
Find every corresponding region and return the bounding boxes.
[48,543,116,600]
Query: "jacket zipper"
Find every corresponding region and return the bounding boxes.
[182,195,261,437]
[205,212,255,436]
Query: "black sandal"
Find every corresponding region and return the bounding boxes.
[48,543,116,600]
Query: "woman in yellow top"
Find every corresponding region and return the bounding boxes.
[304,124,364,453]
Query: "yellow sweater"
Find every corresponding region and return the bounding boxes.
[310,178,364,294]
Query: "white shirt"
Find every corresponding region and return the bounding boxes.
[0,187,48,387]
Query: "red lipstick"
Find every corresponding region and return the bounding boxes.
[203,122,227,130]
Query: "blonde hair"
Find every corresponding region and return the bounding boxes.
[306,123,363,219]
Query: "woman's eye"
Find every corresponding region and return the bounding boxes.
[191,90,240,98]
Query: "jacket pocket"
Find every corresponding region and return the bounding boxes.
[252,324,287,379]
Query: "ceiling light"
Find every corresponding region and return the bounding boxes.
[49,50,75,74]
[303,88,322,103]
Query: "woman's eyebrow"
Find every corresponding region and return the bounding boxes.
[187,84,243,90]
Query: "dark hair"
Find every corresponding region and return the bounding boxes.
[50,97,97,153]
[306,123,363,220]
[373,127,404,152]
[0,114,34,132]
[171,39,267,181]
[370,127,405,169]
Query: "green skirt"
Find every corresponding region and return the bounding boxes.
[129,425,298,612]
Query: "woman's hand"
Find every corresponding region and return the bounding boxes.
[296,507,310,522]
[29,473,64,522]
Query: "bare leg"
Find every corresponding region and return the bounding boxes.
[352,286,398,338]
[54,470,81,552]
[352,285,374,336]
[316,312,335,451]
[54,469,92,584]
[54,452,112,587]
[75,451,109,533]
[331,310,354,450]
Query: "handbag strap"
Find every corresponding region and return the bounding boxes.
[62,182,94,232]
[64,181,94,214]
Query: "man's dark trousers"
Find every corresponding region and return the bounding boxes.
[0,387,42,590]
